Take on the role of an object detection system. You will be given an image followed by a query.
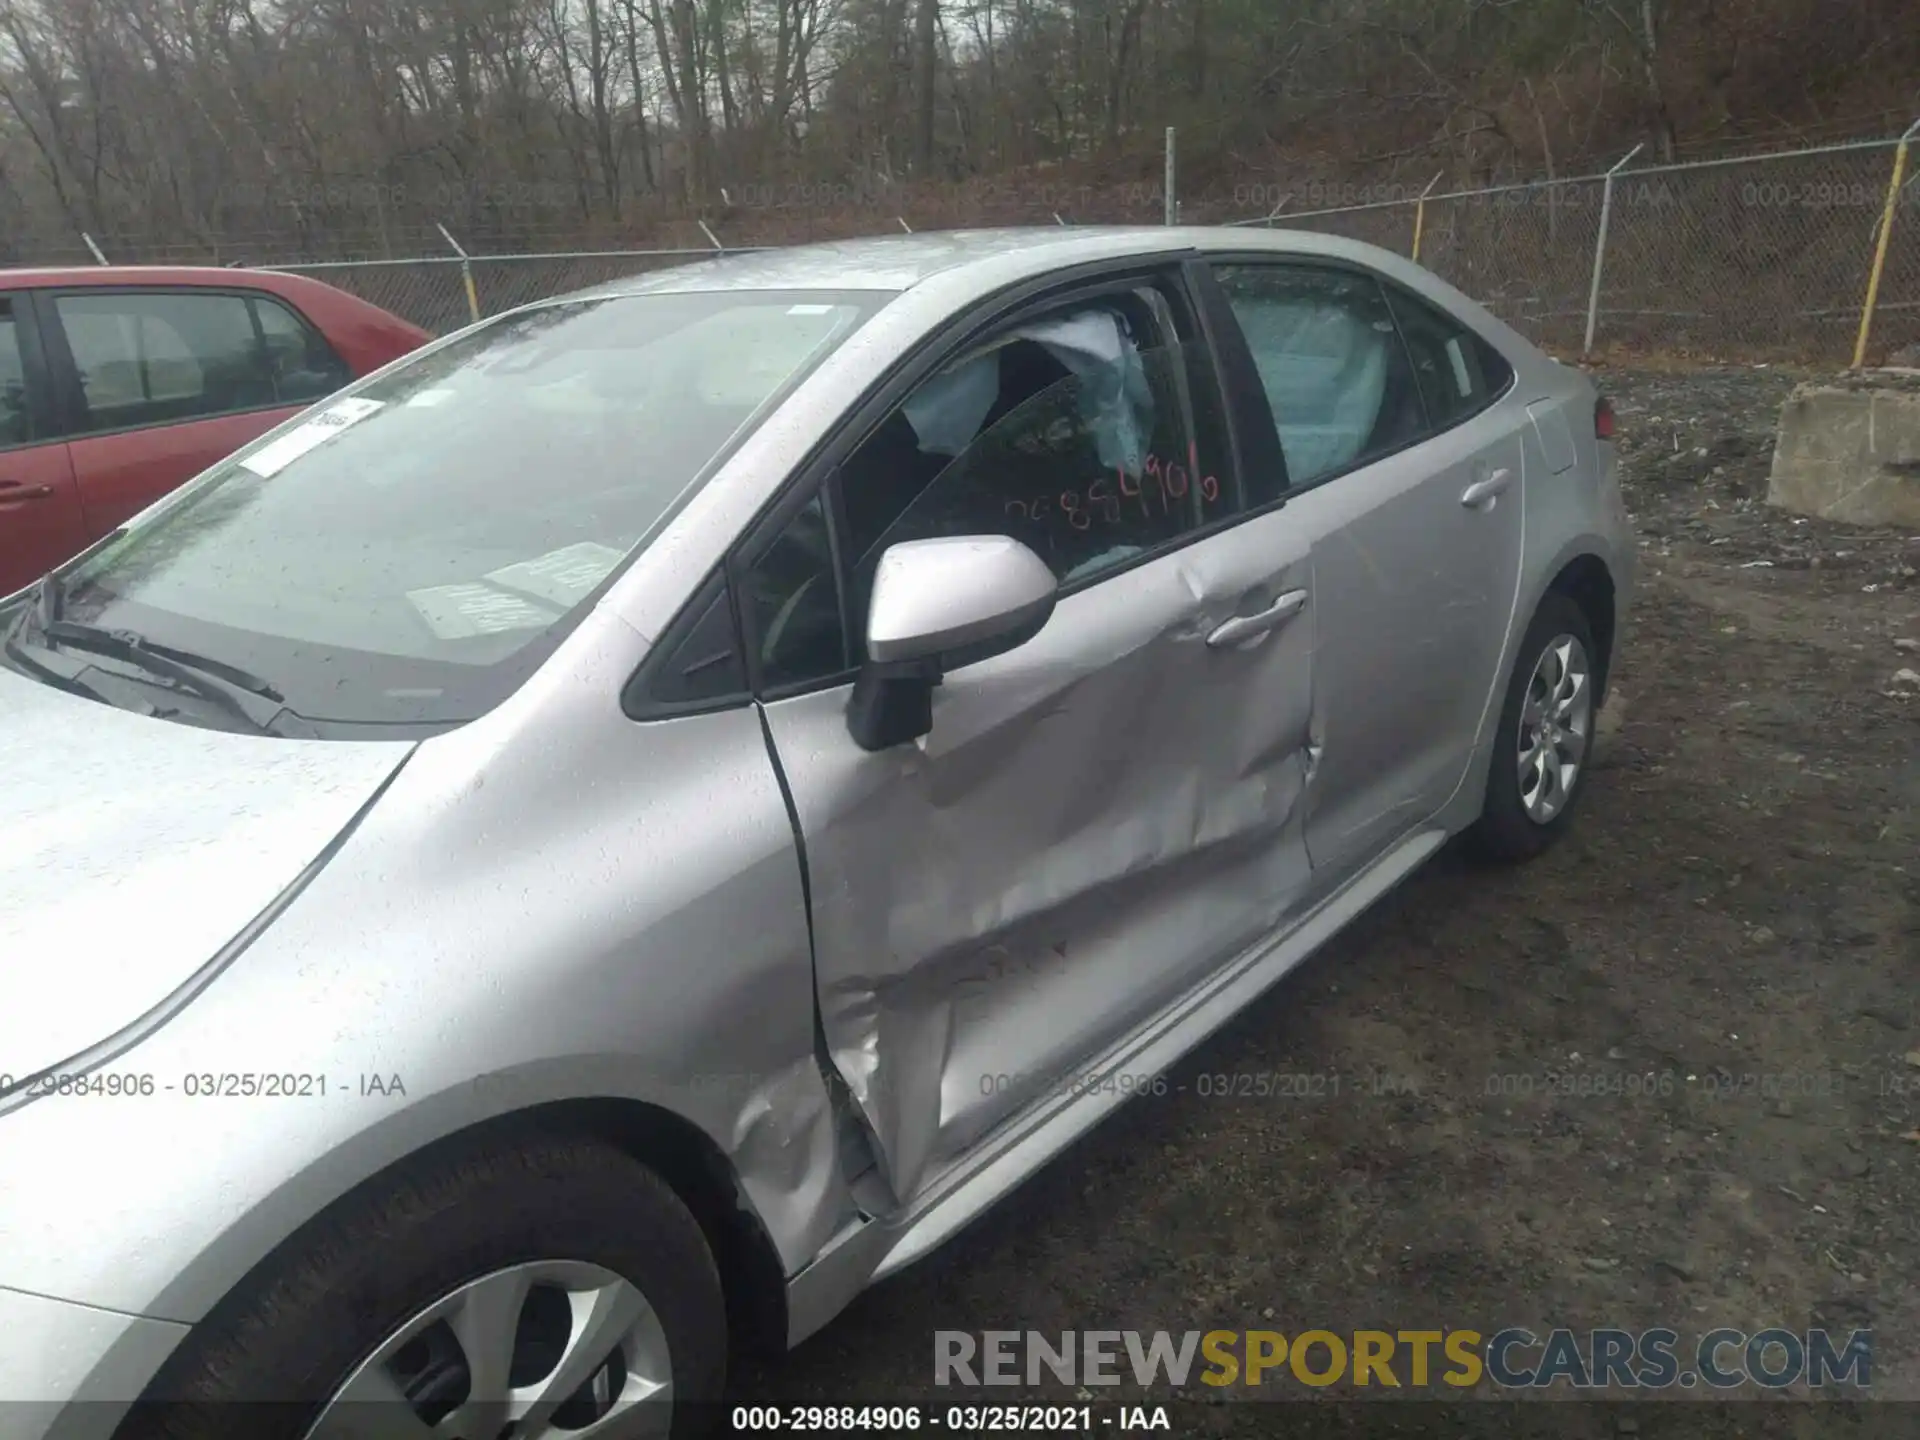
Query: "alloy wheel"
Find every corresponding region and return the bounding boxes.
[304,1260,672,1439]
[1515,632,1592,825]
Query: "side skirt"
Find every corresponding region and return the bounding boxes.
[782,824,1449,1347]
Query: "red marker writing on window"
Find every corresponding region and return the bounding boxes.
[1003,451,1220,528]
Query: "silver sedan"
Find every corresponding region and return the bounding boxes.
[0,228,1632,1439]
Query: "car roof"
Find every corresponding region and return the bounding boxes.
[560,224,1545,370]
[580,228,1103,295]
[565,225,1418,298]
[0,265,297,286]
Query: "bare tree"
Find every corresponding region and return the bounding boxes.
[911,0,933,170]
[1583,0,1677,161]
[0,0,1911,257]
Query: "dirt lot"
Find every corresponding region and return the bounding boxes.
[733,365,1920,1434]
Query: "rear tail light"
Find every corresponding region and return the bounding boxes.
[1594,396,1617,441]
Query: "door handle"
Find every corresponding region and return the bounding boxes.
[0,481,54,503]
[1460,468,1513,508]
[1206,588,1308,649]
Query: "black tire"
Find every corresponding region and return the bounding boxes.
[1471,591,1599,863]
[119,1133,727,1440]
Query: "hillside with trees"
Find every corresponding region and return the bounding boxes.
[1,0,1915,259]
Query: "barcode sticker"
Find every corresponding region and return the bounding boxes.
[240,397,385,477]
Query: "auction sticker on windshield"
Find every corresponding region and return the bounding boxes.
[483,541,627,609]
[406,544,629,640]
[240,397,386,478]
[405,582,558,640]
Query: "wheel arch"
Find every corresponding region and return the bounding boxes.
[124,1096,790,1423]
[551,1096,791,1359]
[1440,541,1623,836]
[1543,551,1618,703]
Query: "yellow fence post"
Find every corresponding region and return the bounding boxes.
[1411,171,1443,263]
[436,221,481,325]
[1852,118,1920,371]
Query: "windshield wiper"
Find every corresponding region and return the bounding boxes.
[32,621,288,734]
[43,620,283,699]
[37,568,63,627]
[2,635,159,715]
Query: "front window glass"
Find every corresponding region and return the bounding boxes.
[17,289,883,732]
[832,291,1234,663]
[870,337,1228,583]
[740,291,1240,694]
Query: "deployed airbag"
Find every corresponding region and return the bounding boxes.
[902,308,1154,473]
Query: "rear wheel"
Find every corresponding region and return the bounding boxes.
[1471,592,1598,862]
[119,1135,726,1440]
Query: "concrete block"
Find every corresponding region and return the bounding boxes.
[1766,371,1920,528]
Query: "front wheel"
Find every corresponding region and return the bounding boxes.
[1471,592,1599,862]
[120,1134,727,1440]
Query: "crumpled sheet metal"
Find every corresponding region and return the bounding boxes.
[764,518,1318,1204]
[725,1053,848,1270]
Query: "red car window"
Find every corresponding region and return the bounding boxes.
[54,290,277,434]
[251,294,351,403]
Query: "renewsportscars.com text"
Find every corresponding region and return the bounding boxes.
[934,1326,1871,1391]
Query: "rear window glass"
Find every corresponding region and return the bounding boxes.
[55,290,272,428]
[1214,264,1425,486]
[1384,287,1515,429]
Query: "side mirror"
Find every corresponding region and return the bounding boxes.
[847,535,1057,752]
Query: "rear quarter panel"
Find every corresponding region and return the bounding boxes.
[1519,363,1634,629]
[1435,359,1634,834]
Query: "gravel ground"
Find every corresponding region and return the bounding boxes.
[734,365,1919,1435]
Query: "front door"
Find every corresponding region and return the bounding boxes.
[746,270,1318,1207]
[0,293,87,597]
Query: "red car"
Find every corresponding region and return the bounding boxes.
[0,266,429,596]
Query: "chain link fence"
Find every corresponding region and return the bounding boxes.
[1225,133,1920,365]
[268,246,773,336]
[152,131,1920,367]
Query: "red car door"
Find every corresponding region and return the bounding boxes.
[0,291,87,597]
[43,288,303,540]
[65,407,299,538]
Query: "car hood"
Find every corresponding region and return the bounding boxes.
[0,670,415,1085]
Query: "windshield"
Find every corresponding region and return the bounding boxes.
[8,289,885,733]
